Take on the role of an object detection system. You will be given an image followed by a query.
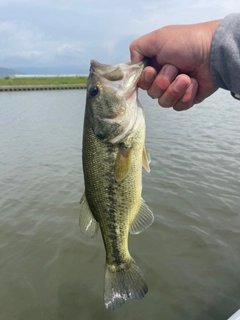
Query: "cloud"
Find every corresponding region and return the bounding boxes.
[0,0,240,70]
[0,20,86,67]
[17,51,43,59]
[56,44,84,57]
[0,21,49,66]
[189,0,239,10]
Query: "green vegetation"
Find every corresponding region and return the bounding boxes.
[0,76,88,86]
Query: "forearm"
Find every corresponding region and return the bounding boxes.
[210,13,240,96]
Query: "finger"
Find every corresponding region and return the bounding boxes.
[157,74,191,107]
[129,40,145,63]
[129,31,158,63]
[173,78,198,111]
[147,64,179,99]
[137,66,157,90]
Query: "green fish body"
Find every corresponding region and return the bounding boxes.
[80,59,154,311]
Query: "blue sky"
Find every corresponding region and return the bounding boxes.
[1,0,240,73]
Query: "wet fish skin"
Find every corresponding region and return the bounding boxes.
[79,59,154,311]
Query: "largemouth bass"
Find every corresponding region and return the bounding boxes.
[79,59,154,311]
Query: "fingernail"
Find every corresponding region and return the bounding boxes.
[145,71,155,83]
[162,65,178,80]
[174,77,189,92]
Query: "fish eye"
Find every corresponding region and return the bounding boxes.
[89,86,99,97]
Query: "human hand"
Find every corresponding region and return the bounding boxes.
[130,20,221,111]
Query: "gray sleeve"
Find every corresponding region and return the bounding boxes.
[210,13,240,97]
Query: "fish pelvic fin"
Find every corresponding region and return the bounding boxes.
[79,192,99,238]
[129,198,154,235]
[104,257,148,311]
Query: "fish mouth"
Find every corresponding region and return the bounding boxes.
[89,58,148,87]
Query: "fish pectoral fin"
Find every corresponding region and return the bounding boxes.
[129,198,154,234]
[79,192,99,238]
[142,145,151,173]
[114,143,132,183]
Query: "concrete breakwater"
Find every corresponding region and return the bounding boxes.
[0,84,87,92]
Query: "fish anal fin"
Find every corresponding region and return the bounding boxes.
[79,193,99,238]
[114,144,132,183]
[142,145,151,173]
[129,199,154,235]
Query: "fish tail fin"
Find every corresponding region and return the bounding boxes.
[104,257,148,311]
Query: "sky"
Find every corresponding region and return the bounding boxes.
[1,0,240,73]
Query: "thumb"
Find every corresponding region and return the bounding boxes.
[129,42,144,63]
[129,31,159,64]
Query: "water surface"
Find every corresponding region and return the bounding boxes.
[0,89,240,320]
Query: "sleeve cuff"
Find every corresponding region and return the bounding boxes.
[210,13,240,94]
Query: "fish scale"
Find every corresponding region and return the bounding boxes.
[83,120,141,265]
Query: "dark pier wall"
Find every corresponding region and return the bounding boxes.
[0,85,87,92]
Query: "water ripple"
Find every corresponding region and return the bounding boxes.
[0,89,240,319]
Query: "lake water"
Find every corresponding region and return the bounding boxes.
[0,88,240,320]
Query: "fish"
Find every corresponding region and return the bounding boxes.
[79,59,154,311]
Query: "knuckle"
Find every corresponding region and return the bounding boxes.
[155,75,171,92]
[147,85,164,99]
[158,91,180,108]
[158,97,173,108]
[147,75,171,99]
[173,98,194,111]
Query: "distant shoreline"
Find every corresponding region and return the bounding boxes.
[0,76,88,91]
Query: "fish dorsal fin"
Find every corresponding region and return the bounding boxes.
[114,143,132,183]
[79,193,99,238]
[142,145,151,173]
[129,199,154,235]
